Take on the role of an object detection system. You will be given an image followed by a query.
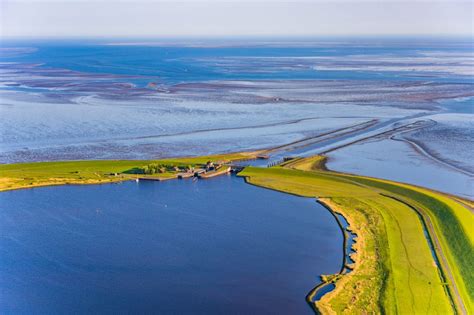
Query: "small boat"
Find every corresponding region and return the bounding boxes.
[135,178,139,183]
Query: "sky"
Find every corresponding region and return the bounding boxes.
[1,0,473,38]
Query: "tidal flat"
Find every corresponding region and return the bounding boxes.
[1,39,472,199]
[0,38,473,314]
[326,101,474,198]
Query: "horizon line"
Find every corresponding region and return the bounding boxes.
[2,34,473,40]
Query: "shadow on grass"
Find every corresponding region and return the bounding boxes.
[122,167,144,175]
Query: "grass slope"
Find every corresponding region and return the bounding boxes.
[337,174,473,313]
[239,161,471,314]
[288,155,474,313]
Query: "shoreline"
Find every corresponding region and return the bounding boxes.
[1,149,472,204]
[238,162,472,313]
[0,152,260,193]
[305,198,356,313]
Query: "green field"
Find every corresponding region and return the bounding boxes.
[0,153,252,191]
[239,157,473,314]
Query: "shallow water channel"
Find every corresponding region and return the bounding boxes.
[0,175,343,314]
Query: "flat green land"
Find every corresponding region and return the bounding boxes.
[0,153,252,192]
[1,153,472,314]
[239,157,473,314]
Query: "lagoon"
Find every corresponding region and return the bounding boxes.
[0,175,342,314]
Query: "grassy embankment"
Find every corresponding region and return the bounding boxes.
[0,153,252,192]
[239,156,473,314]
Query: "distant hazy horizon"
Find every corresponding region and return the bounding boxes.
[1,0,473,38]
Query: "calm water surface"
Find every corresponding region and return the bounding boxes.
[0,176,342,314]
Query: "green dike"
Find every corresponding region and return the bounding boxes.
[317,196,452,314]
[337,174,474,313]
[239,165,471,314]
[284,156,473,313]
[375,196,453,314]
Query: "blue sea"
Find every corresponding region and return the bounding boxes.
[2,37,473,85]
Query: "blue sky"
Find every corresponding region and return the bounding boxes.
[1,0,473,38]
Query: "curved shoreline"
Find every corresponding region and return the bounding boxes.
[239,163,472,313]
[313,158,467,314]
[313,156,469,313]
[242,175,356,314]
[305,199,355,313]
